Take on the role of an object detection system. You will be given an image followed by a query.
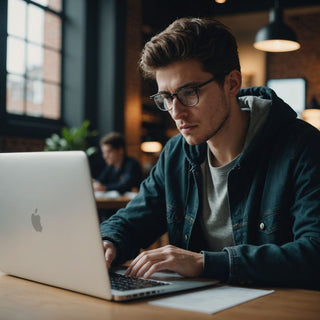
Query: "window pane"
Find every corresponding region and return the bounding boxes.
[25,81,60,119]
[43,48,60,82]
[8,0,26,38]
[32,0,48,6]
[6,74,25,115]
[48,0,62,12]
[6,0,63,120]
[7,37,25,75]
[28,4,44,44]
[32,0,62,12]
[44,10,62,50]
[43,82,60,119]
[27,43,43,79]
[26,79,43,116]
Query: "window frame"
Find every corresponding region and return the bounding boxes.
[0,0,65,138]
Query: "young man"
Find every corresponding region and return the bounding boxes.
[93,132,143,194]
[100,18,320,289]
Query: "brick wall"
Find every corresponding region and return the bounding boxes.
[267,12,320,107]
[0,136,45,153]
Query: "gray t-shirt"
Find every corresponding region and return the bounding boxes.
[200,96,271,251]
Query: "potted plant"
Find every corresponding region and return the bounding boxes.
[44,120,98,156]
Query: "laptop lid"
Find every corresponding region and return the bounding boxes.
[0,151,113,300]
[0,151,218,301]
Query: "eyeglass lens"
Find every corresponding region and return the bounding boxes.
[155,87,199,111]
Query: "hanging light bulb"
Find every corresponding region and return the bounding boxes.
[253,0,300,52]
[141,141,162,153]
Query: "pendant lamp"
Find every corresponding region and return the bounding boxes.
[253,0,300,52]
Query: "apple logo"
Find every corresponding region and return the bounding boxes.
[31,208,43,232]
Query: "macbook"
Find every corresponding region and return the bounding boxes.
[0,151,218,301]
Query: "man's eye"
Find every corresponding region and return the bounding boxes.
[181,88,196,97]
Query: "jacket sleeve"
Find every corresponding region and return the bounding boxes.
[100,152,168,265]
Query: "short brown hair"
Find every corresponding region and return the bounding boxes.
[100,132,125,150]
[139,17,240,84]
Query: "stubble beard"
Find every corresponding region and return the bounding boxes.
[182,111,230,146]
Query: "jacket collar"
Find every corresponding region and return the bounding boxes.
[183,86,297,167]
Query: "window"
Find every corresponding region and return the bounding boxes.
[6,0,63,120]
[267,78,306,116]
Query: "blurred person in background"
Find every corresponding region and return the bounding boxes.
[93,132,143,194]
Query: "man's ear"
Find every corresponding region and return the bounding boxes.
[226,70,242,96]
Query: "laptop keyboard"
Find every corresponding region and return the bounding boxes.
[109,272,170,291]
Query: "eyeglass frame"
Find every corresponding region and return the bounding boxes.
[150,77,218,111]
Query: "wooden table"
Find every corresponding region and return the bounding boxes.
[1,271,320,320]
[95,196,132,210]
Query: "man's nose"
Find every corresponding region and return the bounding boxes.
[169,97,187,120]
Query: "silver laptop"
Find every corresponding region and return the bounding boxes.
[0,151,218,301]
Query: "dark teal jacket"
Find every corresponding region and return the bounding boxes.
[101,87,320,289]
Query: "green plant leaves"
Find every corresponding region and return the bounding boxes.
[44,120,98,155]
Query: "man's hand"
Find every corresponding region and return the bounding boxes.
[125,245,203,278]
[103,241,117,269]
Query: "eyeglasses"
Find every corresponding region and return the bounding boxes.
[150,77,217,111]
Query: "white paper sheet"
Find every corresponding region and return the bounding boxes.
[94,190,137,199]
[149,285,274,314]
